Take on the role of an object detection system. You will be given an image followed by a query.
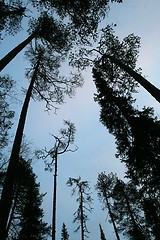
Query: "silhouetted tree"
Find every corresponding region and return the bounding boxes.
[96,25,160,104]
[71,25,160,104]
[96,172,120,240]
[96,173,149,240]
[93,61,160,238]
[0,12,70,71]
[112,179,147,240]
[36,120,77,240]
[3,157,51,239]
[67,177,93,240]
[93,25,160,186]
[31,0,122,41]
[15,158,50,240]
[0,42,82,239]
[99,224,107,240]
[0,75,15,187]
[0,0,26,38]
[61,223,69,240]
[0,75,14,153]
[0,1,123,71]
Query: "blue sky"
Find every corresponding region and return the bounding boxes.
[1,0,160,239]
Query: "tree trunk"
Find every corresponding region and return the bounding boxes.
[6,185,19,235]
[0,53,41,240]
[80,187,84,240]
[52,153,58,240]
[122,187,145,240]
[106,55,160,104]
[0,33,36,71]
[104,192,120,240]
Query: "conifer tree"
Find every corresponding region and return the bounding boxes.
[93,59,160,238]
[61,223,69,240]
[67,177,93,240]
[6,158,51,239]
[37,120,77,240]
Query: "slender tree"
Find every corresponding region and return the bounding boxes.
[0,52,42,239]
[112,179,147,240]
[96,173,120,240]
[61,223,69,240]
[67,177,93,240]
[37,120,77,240]
[0,42,82,239]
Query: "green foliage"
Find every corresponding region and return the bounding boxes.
[61,223,69,240]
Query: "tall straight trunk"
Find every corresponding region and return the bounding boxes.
[104,192,120,240]
[106,55,160,104]
[52,153,58,240]
[80,188,84,240]
[0,54,41,240]
[0,33,36,71]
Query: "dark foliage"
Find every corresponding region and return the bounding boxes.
[0,75,14,151]
[67,177,93,240]
[7,158,51,239]
[0,0,26,38]
[31,0,123,43]
[61,223,69,240]
[93,28,160,239]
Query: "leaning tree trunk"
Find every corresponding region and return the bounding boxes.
[0,53,41,240]
[104,192,120,240]
[121,185,146,240]
[6,185,19,236]
[0,32,36,71]
[105,55,160,104]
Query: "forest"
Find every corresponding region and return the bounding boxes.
[0,0,160,240]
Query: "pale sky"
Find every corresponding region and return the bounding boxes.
[1,0,160,239]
